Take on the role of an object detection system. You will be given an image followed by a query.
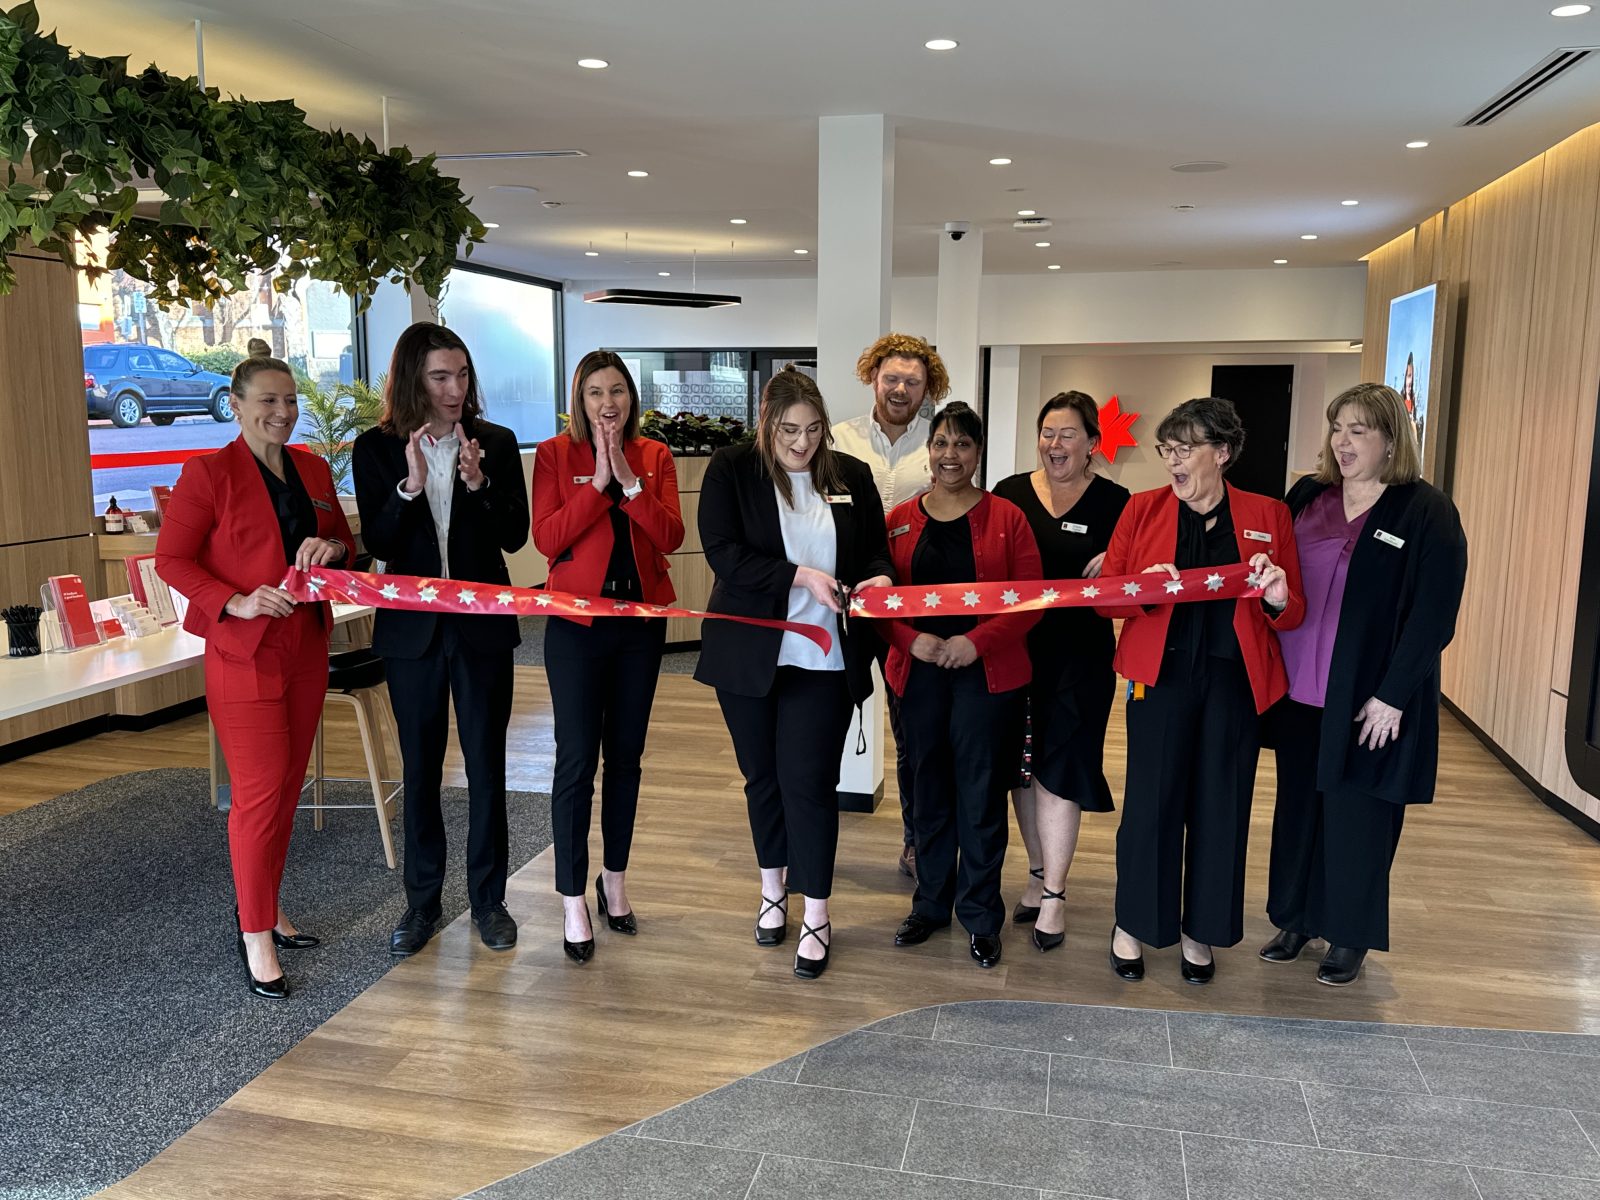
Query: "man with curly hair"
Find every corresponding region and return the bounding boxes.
[832,333,952,879]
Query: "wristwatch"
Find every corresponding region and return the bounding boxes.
[622,479,643,500]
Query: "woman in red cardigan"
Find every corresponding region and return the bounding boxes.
[156,356,356,1000]
[882,402,1042,969]
[531,351,684,963]
[1101,397,1303,985]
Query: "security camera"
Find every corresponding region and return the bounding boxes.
[944,221,971,242]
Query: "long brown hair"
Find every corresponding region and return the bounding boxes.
[567,350,642,444]
[1314,383,1421,486]
[379,322,483,439]
[757,366,846,507]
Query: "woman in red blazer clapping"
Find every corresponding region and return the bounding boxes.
[1102,397,1303,986]
[532,351,684,963]
[882,402,1042,970]
[156,357,356,1000]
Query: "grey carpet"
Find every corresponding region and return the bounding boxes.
[513,616,701,673]
[0,767,552,1200]
[465,1000,1600,1200]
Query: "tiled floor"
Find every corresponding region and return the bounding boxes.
[464,1000,1600,1200]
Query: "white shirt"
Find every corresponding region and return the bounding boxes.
[775,471,844,672]
[396,430,460,579]
[830,409,932,514]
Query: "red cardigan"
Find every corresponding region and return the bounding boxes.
[882,491,1042,696]
[156,437,356,660]
[531,432,685,624]
[1099,483,1305,714]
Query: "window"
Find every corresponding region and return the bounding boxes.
[606,348,816,427]
[435,264,562,446]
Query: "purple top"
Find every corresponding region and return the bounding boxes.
[1279,486,1372,708]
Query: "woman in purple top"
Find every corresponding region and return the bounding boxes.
[1262,383,1466,986]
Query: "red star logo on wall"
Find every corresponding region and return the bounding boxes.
[1096,394,1140,463]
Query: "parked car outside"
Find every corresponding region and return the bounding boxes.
[83,344,234,428]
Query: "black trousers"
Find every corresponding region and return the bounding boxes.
[874,639,917,846]
[1116,654,1259,949]
[898,659,1024,937]
[1267,699,1407,952]
[718,667,854,899]
[545,615,666,896]
[384,616,515,917]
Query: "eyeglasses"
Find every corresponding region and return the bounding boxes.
[776,421,824,440]
[1154,441,1218,462]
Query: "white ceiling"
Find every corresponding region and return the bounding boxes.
[47,0,1600,283]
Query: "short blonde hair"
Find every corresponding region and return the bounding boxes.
[1315,383,1421,486]
[854,333,951,402]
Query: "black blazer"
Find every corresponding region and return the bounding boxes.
[693,443,893,702]
[1273,476,1468,806]
[352,417,530,659]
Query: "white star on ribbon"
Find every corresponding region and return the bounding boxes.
[923,592,942,608]
[1001,589,1020,606]
[650,605,670,613]
[418,585,439,603]
[1205,573,1225,592]
[573,598,591,609]
[1122,581,1141,596]
[850,596,868,614]
[308,574,327,592]
[884,594,904,611]
[1246,571,1265,589]
[613,601,631,611]
[534,593,553,607]
[1164,579,1184,594]
[1081,585,1100,599]
[456,588,477,605]
[1040,588,1060,604]
[496,591,515,606]
[962,591,981,608]
[379,583,400,601]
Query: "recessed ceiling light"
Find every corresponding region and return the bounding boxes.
[1552,4,1591,15]
[577,58,609,69]
[1047,264,1062,270]
[1406,140,1429,149]
[794,248,809,255]
[1273,258,1289,264]
[585,250,599,257]
[627,169,649,177]
[658,271,670,277]
[1034,241,1051,248]
[924,38,959,50]
[729,218,747,224]
[483,222,500,229]
[1300,233,1319,240]
[1341,199,1360,206]
[1016,209,1036,217]
[989,157,1012,166]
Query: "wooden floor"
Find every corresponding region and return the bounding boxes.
[5,667,1598,1200]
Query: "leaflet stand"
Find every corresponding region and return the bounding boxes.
[40,580,106,653]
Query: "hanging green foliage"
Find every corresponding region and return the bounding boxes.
[0,1,484,307]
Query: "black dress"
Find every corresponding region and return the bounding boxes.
[992,472,1130,810]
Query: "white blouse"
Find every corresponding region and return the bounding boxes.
[775,471,844,672]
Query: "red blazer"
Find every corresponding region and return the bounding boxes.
[1100,483,1305,714]
[156,437,357,660]
[882,491,1042,696]
[532,432,685,624]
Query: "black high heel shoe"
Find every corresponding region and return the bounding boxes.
[1011,867,1045,924]
[1031,888,1067,952]
[1109,930,1145,981]
[1180,945,1215,985]
[596,874,637,935]
[755,892,788,947]
[563,904,595,964]
[793,920,831,980]
[236,904,320,950]
[237,933,289,1000]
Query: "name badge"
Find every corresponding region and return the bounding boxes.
[889,523,912,538]
[573,475,593,484]
[1062,521,1089,534]
[824,494,854,505]
[311,498,333,512]
[1374,529,1406,549]
[1243,529,1273,543]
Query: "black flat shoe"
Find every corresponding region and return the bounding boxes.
[1181,948,1215,985]
[755,892,788,947]
[1011,867,1045,925]
[1109,932,1145,981]
[894,912,950,947]
[970,933,1003,969]
[389,906,439,957]
[1031,888,1066,953]
[237,934,289,1000]
[563,903,595,964]
[474,904,518,951]
[794,920,832,980]
[272,928,320,950]
[1259,928,1312,963]
[596,874,637,935]
[1317,946,1367,986]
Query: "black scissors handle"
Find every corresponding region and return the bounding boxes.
[836,582,854,636]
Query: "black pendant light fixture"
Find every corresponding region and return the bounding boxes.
[583,238,742,308]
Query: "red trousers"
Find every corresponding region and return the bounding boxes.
[206,606,328,933]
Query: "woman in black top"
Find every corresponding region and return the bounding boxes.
[993,392,1130,952]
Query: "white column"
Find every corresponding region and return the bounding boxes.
[985,344,1023,485]
[816,114,894,811]
[935,225,983,409]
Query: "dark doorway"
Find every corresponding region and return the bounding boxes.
[1210,364,1293,500]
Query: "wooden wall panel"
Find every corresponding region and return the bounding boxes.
[1361,232,1416,381]
[1413,212,1445,291]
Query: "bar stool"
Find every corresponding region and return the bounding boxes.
[301,648,403,868]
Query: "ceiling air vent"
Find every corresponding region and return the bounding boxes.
[435,149,589,161]
[1459,48,1598,126]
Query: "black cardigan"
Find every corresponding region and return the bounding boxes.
[1276,476,1468,805]
[693,443,893,703]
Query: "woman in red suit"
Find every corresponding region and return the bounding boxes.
[156,357,355,999]
[532,351,684,962]
[1101,397,1302,985]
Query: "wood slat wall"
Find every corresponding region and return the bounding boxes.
[665,454,711,644]
[1361,122,1600,825]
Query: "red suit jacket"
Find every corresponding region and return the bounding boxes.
[1099,483,1305,714]
[156,438,357,660]
[881,491,1042,696]
[531,432,685,624]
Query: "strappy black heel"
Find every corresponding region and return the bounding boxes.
[1012,867,1045,924]
[1031,888,1067,952]
[754,892,788,946]
[794,920,832,980]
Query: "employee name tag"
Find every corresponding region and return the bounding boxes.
[311,498,333,512]
[824,493,854,505]
[1374,529,1406,549]
[1243,529,1273,543]
[889,523,912,538]
[1062,521,1089,534]
[573,475,593,484]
